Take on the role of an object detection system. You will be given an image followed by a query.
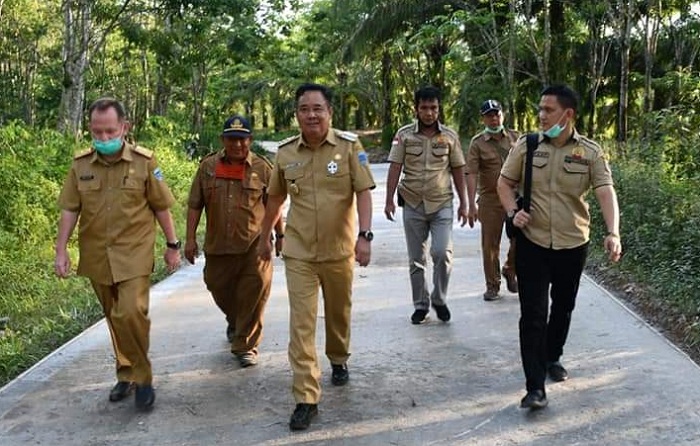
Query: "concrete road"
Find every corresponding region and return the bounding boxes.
[1,164,700,445]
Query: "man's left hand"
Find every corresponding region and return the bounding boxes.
[164,247,181,272]
[354,238,371,266]
[604,234,622,262]
[457,204,468,227]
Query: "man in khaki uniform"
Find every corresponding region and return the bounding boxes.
[384,86,468,325]
[185,115,282,367]
[258,83,375,431]
[466,99,520,301]
[497,85,622,410]
[54,97,181,411]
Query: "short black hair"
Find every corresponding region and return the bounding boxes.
[414,86,441,107]
[88,97,127,120]
[295,83,333,106]
[540,84,579,113]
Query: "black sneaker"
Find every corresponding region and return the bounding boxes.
[331,363,349,386]
[432,303,451,322]
[411,309,429,325]
[520,390,548,410]
[289,403,318,431]
[134,384,155,411]
[108,381,134,402]
[547,361,569,382]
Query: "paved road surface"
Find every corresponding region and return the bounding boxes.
[1,164,700,445]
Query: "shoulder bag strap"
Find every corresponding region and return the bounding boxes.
[522,133,538,213]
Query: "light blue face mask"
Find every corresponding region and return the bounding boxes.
[484,125,504,134]
[543,112,567,138]
[92,137,123,155]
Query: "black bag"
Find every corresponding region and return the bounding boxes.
[505,133,538,238]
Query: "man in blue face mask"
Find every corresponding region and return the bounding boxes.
[466,99,520,301]
[55,97,182,411]
[497,85,623,411]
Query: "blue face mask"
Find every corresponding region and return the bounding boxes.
[92,137,123,155]
[543,112,567,138]
[484,125,504,134]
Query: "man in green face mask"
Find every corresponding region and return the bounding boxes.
[466,99,520,301]
[54,97,182,412]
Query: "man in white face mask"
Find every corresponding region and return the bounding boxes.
[466,99,520,301]
[497,85,622,411]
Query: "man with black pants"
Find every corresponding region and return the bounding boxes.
[497,85,622,409]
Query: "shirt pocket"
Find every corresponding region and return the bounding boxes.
[284,165,306,196]
[324,159,351,197]
[243,176,264,208]
[560,162,589,195]
[120,176,146,207]
[531,156,549,187]
[427,145,449,170]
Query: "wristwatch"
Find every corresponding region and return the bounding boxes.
[506,209,518,219]
[166,240,181,250]
[358,230,374,242]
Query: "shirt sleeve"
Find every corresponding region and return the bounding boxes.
[57,162,81,212]
[349,140,376,192]
[267,154,287,197]
[146,156,176,211]
[387,131,406,164]
[500,139,526,183]
[187,163,206,210]
[449,135,466,167]
[465,139,480,175]
[590,150,614,189]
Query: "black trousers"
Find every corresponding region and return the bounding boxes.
[515,234,588,393]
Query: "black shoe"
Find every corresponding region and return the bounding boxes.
[109,381,134,402]
[134,384,155,411]
[236,351,258,368]
[331,363,349,386]
[547,361,569,382]
[432,303,451,322]
[520,390,548,410]
[289,403,318,431]
[411,309,429,325]
[226,324,235,343]
[502,267,518,293]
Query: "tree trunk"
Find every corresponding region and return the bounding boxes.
[643,0,661,114]
[58,0,91,137]
[616,0,632,147]
[191,61,206,136]
[381,49,393,150]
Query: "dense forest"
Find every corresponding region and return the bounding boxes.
[1,0,700,384]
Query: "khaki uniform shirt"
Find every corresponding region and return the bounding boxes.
[500,130,613,249]
[388,121,465,214]
[187,150,273,255]
[58,143,175,284]
[466,129,520,200]
[268,129,376,262]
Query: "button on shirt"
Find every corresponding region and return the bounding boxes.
[268,129,376,262]
[388,121,466,214]
[466,129,519,199]
[187,150,272,254]
[58,143,176,284]
[500,130,614,249]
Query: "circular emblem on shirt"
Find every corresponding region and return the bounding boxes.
[327,161,338,175]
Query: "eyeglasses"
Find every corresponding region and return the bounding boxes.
[297,106,328,116]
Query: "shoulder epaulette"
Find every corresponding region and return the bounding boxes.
[132,145,154,159]
[397,123,415,134]
[74,148,94,159]
[578,136,602,152]
[278,134,301,149]
[254,152,274,169]
[336,130,358,142]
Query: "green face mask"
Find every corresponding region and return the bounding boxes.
[92,137,123,155]
[484,125,504,134]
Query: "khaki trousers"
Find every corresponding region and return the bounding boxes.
[203,246,272,355]
[285,256,354,404]
[478,196,516,291]
[91,276,152,385]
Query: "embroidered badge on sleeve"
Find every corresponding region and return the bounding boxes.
[358,152,368,166]
[153,167,164,181]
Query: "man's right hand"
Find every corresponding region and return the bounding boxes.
[184,240,198,264]
[54,251,71,278]
[257,236,273,261]
[384,202,396,221]
[467,205,478,228]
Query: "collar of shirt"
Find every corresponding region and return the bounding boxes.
[216,149,254,166]
[299,130,338,149]
[410,120,445,135]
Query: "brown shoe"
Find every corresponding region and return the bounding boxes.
[502,267,518,293]
[483,288,501,301]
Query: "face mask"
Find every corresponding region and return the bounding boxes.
[93,137,123,155]
[484,125,504,134]
[543,112,567,138]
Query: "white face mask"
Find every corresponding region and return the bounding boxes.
[484,125,504,134]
